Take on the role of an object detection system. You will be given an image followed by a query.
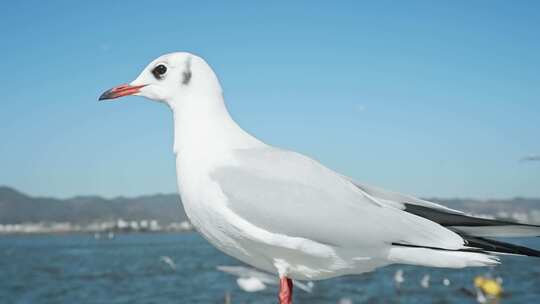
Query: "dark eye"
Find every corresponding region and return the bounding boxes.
[152,64,167,79]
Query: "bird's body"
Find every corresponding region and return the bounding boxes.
[169,75,497,280]
[100,52,540,303]
[177,144,386,280]
[174,124,497,281]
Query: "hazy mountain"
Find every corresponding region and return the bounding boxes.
[0,186,186,224]
[427,197,540,217]
[1,186,539,224]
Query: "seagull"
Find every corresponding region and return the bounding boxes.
[442,277,451,287]
[420,274,430,289]
[393,269,404,292]
[217,265,314,293]
[99,52,540,304]
[159,256,176,271]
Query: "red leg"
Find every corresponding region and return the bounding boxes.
[278,277,293,304]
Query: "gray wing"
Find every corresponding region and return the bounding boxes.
[347,180,465,214]
[351,180,540,238]
[211,147,465,250]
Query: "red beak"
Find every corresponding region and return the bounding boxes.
[99,84,146,101]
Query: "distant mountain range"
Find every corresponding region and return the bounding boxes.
[1,186,539,224]
[0,186,186,224]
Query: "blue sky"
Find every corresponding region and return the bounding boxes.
[1,1,539,198]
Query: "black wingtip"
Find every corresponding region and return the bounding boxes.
[464,236,540,258]
[98,88,114,101]
[403,203,540,229]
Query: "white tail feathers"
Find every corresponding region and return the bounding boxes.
[388,246,500,268]
[452,225,540,237]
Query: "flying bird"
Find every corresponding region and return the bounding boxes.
[520,154,540,162]
[99,52,540,304]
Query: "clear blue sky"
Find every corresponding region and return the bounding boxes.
[1,1,539,199]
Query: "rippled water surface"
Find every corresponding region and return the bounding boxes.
[0,233,539,303]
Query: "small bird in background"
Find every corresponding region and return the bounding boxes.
[393,269,404,293]
[159,256,176,271]
[338,297,354,304]
[442,278,451,287]
[217,266,314,293]
[520,154,540,162]
[420,274,430,289]
[100,52,540,304]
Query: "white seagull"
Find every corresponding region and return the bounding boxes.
[217,265,314,293]
[99,52,540,304]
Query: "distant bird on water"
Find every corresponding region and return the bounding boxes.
[159,256,176,271]
[217,265,314,293]
[100,52,540,304]
[393,269,404,292]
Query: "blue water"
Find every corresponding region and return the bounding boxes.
[0,233,538,303]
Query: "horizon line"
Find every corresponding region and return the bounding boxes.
[2,185,539,202]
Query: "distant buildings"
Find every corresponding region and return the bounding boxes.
[1,205,538,235]
[0,219,194,235]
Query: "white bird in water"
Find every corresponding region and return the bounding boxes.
[420,274,430,289]
[217,265,314,293]
[159,256,176,271]
[338,297,353,304]
[393,269,404,291]
[100,52,540,304]
[443,278,451,287]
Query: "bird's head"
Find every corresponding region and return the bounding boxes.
[99,52,221,106]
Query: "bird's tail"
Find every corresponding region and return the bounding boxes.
[388,246,501,268]
[405,205,540,261]
[388,233,540,269]
[403,203,540,238]
[460,234,540,257]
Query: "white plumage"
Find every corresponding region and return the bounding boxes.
[100,51,540,293]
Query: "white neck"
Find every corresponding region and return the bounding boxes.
[169,90,263,159]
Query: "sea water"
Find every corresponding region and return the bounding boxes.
[0,233,538,303]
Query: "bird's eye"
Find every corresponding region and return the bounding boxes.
[152,64,167,80]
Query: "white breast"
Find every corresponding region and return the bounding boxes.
[176,153,274,271]
[175,153,360,280]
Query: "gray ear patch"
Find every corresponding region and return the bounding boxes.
[182,57,192,85]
